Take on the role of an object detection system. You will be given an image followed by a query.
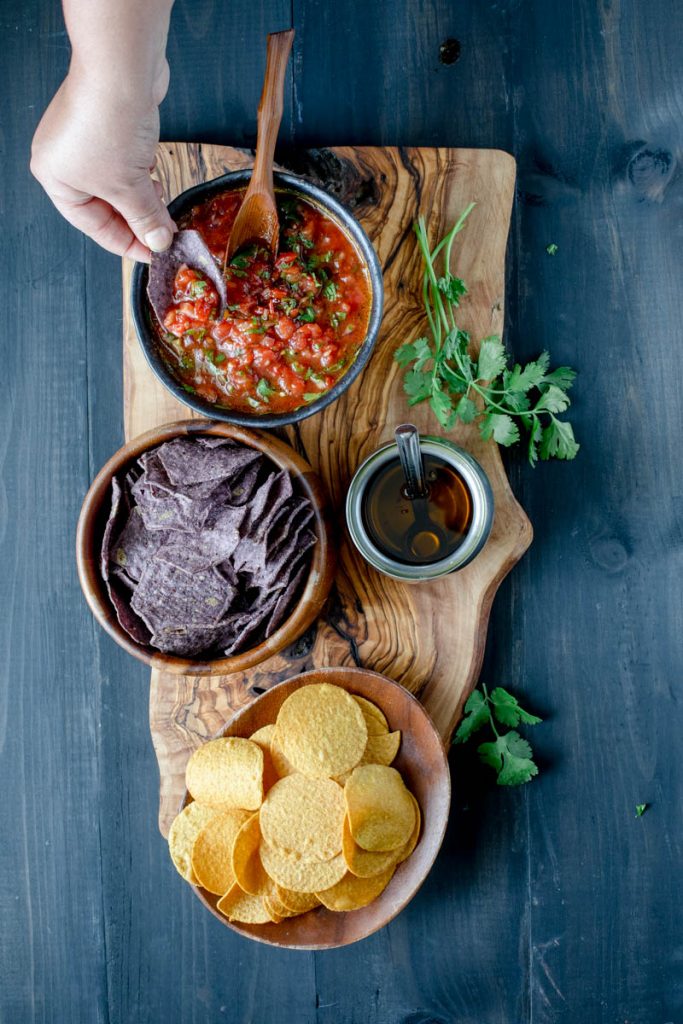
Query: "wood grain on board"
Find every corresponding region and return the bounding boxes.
[121,143,532,835]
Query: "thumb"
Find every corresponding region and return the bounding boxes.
[113,174,176,252]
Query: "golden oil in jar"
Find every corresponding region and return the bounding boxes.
[360,454,473,565]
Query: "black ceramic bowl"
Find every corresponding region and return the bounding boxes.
[130,169,384,428]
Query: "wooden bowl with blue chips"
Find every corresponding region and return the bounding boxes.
[76,419,336,675]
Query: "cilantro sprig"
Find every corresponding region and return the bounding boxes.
[454,684,543,786]
[394,207,579,465]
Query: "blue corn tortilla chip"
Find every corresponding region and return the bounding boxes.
[110,506,166,581]
[157,437,260,487]
[101,476,123,581]
[224,459,264,507]
[265,560,309,638]
[131,559,236,632]
[147,228,227,325]
[154,505,245,574]
[151,620,242,657]
[222,594,280,656]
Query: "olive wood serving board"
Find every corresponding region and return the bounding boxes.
[121,143,532,836]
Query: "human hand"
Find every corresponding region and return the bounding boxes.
[30,65,175,262]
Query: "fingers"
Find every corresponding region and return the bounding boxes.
[51,193,151,262]
[114,173,175,253]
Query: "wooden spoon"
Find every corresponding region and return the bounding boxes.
[226,29,295,263]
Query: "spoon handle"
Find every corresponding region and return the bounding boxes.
[395,423,429,499]
[251,29,295,199]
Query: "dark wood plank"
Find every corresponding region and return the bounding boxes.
[505,1,683,1019]
[0,3,109,1020]
[1,0,681,1020]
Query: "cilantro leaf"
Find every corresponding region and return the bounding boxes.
[478,731,539,786]
[489,687,543,727]
[476,337,507,381]
[534,384,571,414]
[480,412,520,446]
[546,243,559,256]
[527,417,542,466]
[453,690,491,743]
[395,337,433,370]
[504,353,550,394]
[256,379,276,402]
[635,803,648,818]
[540,417,580,460]
[455,394,478,423]
[404,369,433,405]
[430,387,454,428]
[437,274,468,306]
[542,365,576,391]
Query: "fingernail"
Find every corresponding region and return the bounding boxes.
[145,226,173,252]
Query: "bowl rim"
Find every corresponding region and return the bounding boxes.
[183,666,452,950]
[76,419,336,675]
[130,169,384,427]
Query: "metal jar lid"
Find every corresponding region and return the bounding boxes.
[345,435,494,582]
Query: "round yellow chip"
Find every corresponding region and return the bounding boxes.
[315,865,395,911]
[168,802,218,883]
[191,808,251,894]
[248,725,279,793]
[345,765,416,852]
[274,886,320,915]
[249,724,274,748]
[231,813,268,896]
[263,890,299,920]
[269,725,297,779]
[360,730,401,767]
[352,695,389,736]
[186,738,264,810]
[396,793,422,864]
[341,814,403,878]
[217,884,272,924]
[262,892,286,922]
[276,683,368,778]
[259,774,344,860]
[260,842,347,893]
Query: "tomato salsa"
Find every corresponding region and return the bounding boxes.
[154,189,372,414]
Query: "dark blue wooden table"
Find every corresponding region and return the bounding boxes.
[2,1,681,1021]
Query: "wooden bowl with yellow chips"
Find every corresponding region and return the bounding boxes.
[180,666,451,949]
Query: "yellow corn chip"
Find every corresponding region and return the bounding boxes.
[275,683,367,778]
[352,695,389,736]
[168,802,218,883]
[315,865,395,911]
[186,737,264,810]
[360,730,401,767]
[341,814,402,878]
[269,726,297,779]
[260,842,347,893]
[259,774,344,860]
[217,884,272,924]
[396,793,422,864]
[345,765,416,852]
[191,808,251,895]
[231,812,268,896]
[248,725,279,793]
[274,886,320,915]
